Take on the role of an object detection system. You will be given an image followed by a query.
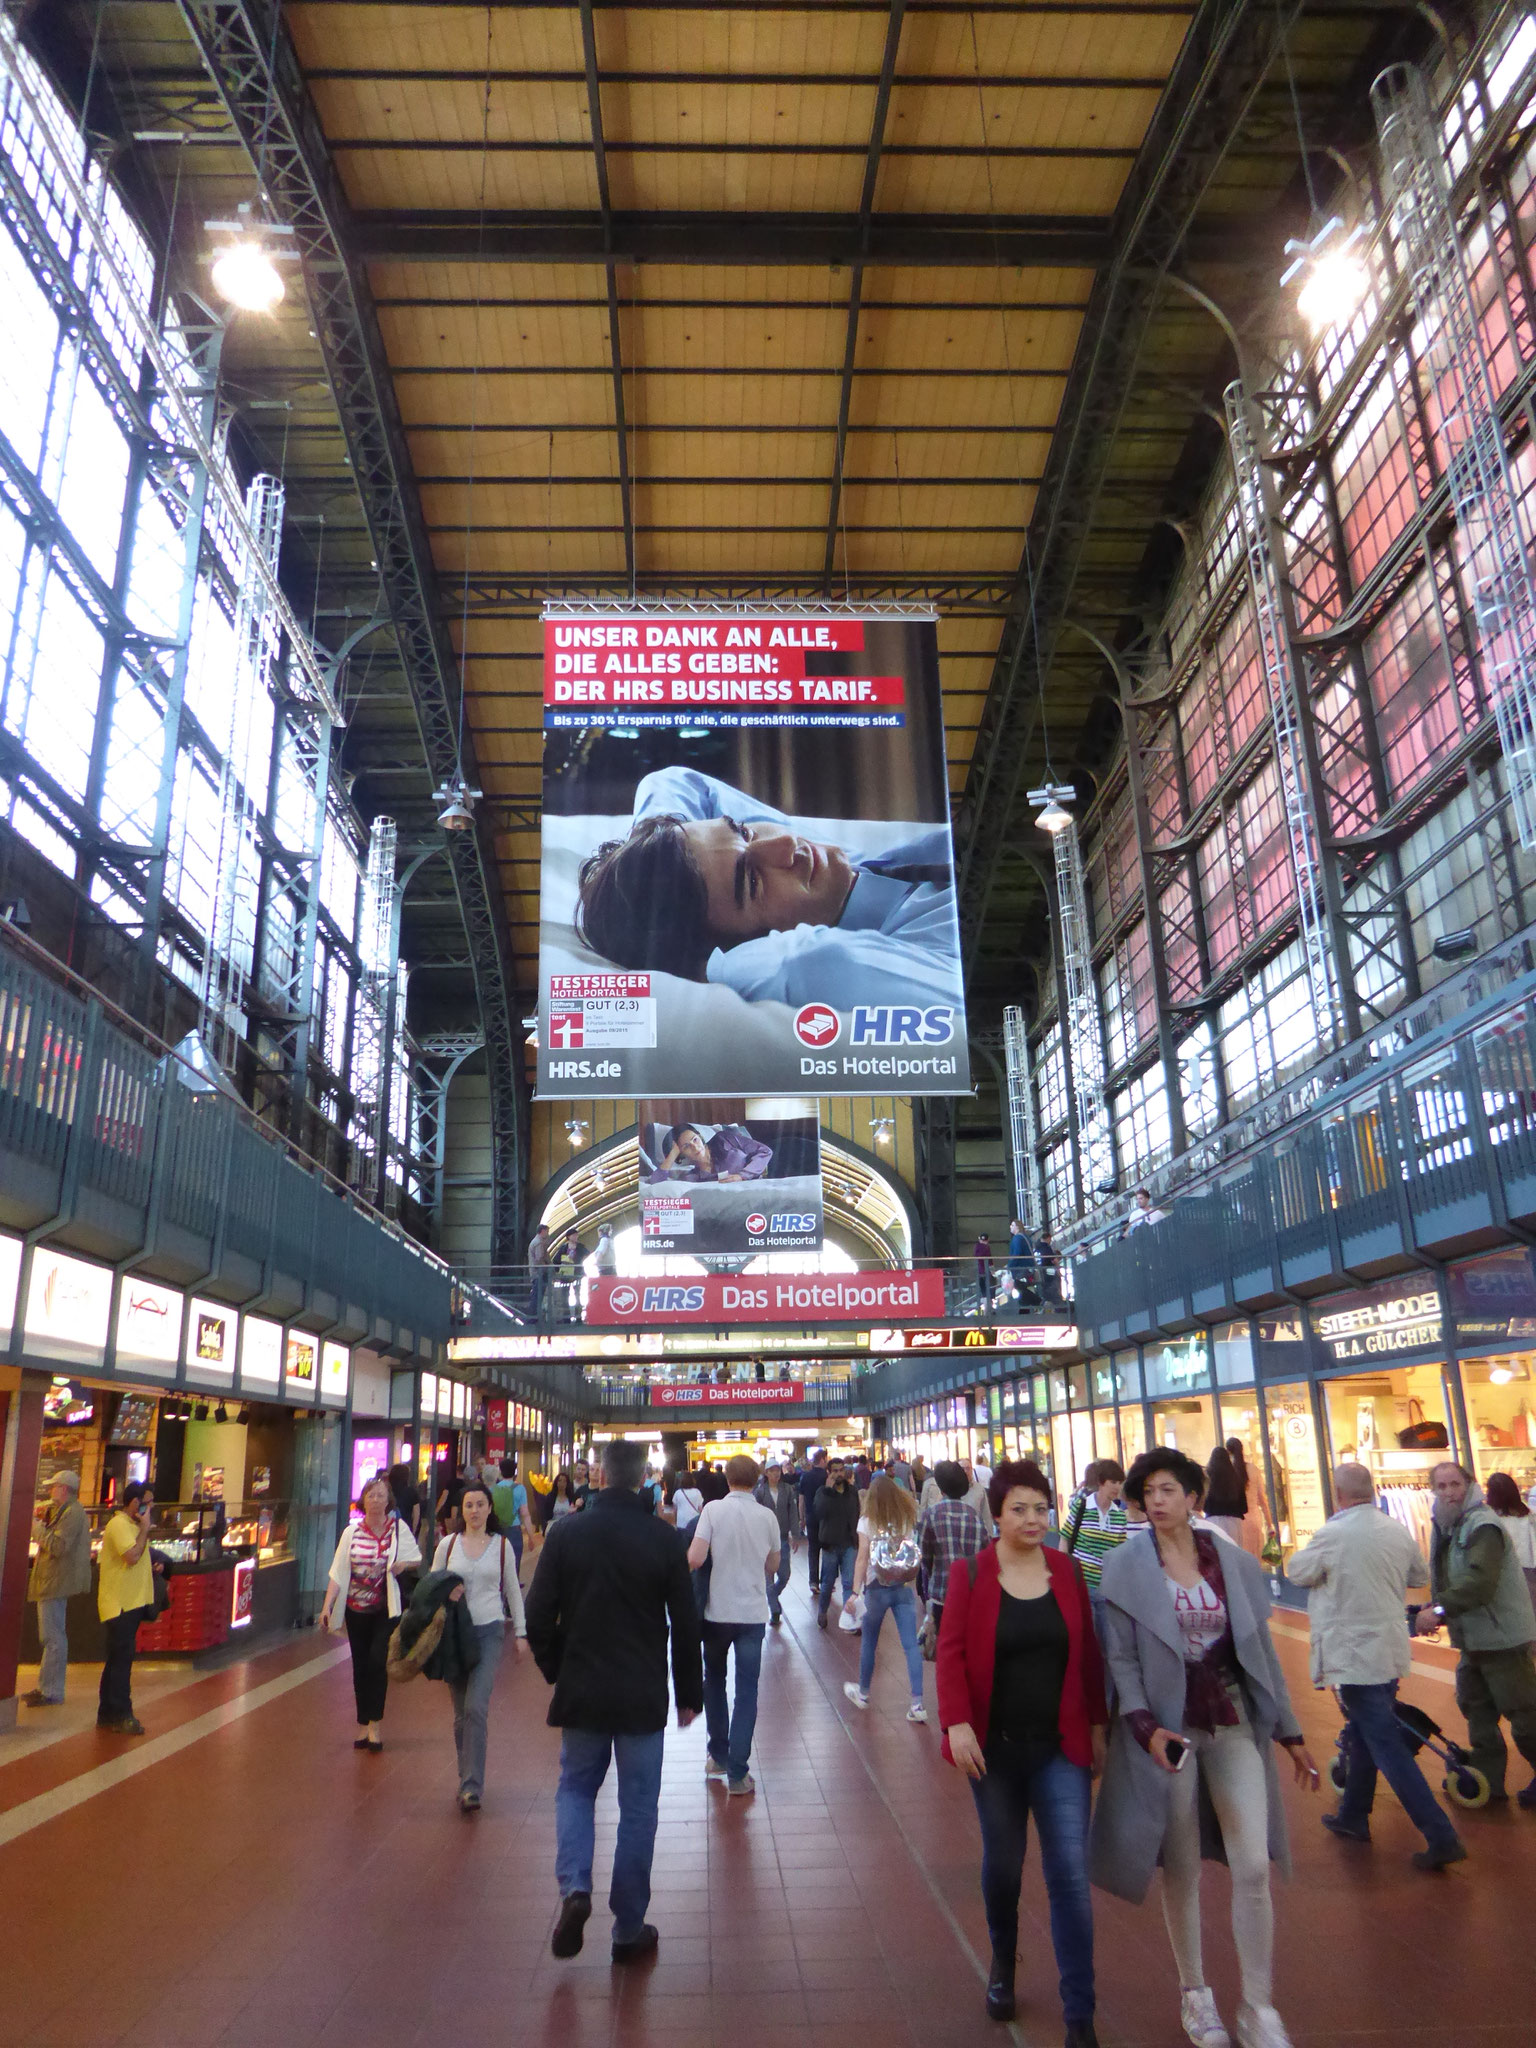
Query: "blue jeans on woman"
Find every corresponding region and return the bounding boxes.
[859,1580,924,1701]
[970,1736,1094,2024]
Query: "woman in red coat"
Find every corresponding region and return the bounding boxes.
[937,1458,1108,2045]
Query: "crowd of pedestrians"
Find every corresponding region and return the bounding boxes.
[135,1424,1526,2048]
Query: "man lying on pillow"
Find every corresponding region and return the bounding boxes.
[575,766,962,1011]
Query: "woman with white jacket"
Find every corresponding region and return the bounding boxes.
[433,1478,527,1812]
[319,1475,422,1750]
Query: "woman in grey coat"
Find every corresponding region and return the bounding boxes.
[1089,1448,1319,2048]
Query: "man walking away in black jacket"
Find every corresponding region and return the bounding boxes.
[799,1448,828,1596]
[525,1440,704,1965]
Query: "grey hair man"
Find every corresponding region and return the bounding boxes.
[525,1438,704,1966]
[1412,1460,1536,1811]
[1287,1461,1464,1868]
[25,1470,91,1707]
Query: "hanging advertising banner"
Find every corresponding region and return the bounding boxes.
[586,1269,945,1327]
[651,1382,803,1407]
[637,1098,822,1255]
[537,611,969,1099]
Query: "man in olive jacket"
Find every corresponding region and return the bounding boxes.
[526,1439,703,1966]
[26,1471,91,1706]
[1415,1462,1536,1805]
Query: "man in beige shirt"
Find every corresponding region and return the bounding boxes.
[26,1470,91,1706]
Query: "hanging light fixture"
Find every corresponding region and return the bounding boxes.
[868,1114,895,1146]
[433,779,481,832]
[206,202,294,314]
[1028,782,1076,834]
[1282,215,1370,335]
[565,1117,590,1149]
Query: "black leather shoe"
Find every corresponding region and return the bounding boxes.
[985,1947,1016,2022]
[816,1611,828,1629]
[1064,2023,1100,2048]
[550,1891,591,1959]
[612,1923,659,1964]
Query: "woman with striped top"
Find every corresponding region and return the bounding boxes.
[319,1475,423,1751]
[1065,1461,1129,1622]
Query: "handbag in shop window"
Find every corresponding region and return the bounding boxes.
[1396,1398,1449,1450]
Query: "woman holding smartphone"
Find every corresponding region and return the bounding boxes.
[1090,1449,1319,2048]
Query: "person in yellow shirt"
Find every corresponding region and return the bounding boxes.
[97,1482,156,1735]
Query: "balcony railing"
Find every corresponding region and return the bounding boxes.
[1072,951,1536,1345]
[0,926,450,1353]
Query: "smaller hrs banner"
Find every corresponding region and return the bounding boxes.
[637,1098,822,1255]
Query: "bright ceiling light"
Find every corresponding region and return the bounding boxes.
[1027,781,1076,835]
[1034,798,1073,835]
[433,779,481,833]
[211,236,286,313]
[565,1117,590,1149]
[1282,216,1370,336]
[1490,1365,1515,1384]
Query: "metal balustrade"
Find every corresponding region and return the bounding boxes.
[0,932,450,1356]
[1072,957,1536,1347]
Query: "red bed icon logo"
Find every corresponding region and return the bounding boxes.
[793,1003,839,1047]
[746,1212,768,1235]
[608,1284,639,1316]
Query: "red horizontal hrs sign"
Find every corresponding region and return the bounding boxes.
[651,1382,802,1406]
[586,1270,947,1326]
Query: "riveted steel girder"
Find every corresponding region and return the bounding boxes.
[176,0,527,1261]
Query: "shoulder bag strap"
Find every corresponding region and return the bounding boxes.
[1065,1492,1086,1554]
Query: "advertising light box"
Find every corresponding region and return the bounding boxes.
[116,1278,182,1379]
[285,1330,318,1395]
[240,1315,283,1390]
[638,1098,822,1256]
[0,1231,22,1348]
[320,1340,350,1405]
[25,1249,112,1365]
[185,1298,236,1383]
[538,611,969,1100]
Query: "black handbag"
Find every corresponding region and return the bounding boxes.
[1397,1398,1449,1450]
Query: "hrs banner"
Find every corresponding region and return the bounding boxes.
[638,1099,822,1257]
[537,610,970,1099]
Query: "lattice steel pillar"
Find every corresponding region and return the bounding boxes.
[200,473,284,1069]
[1375,62,1536,847]
[1002,1006,1045,1234]
[1030,785,1114,1199]
[350,814,397,1194]
[1225,383,1347,1049]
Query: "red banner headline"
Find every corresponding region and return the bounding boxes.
[586,1271,946,1326]
[650,1382,802,1406]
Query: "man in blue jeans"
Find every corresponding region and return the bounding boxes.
[525,1440,704,1962]
[754,1461,800,1625]
[689,1453,782,1794]
[813,1459,862,1627]
[1286,1460,1466,1871]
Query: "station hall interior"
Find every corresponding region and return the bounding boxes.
[5,0,1536,2044]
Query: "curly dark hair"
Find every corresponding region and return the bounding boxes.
[988,1457,1052,1519]
[1124,1446,1206,1509]
[576,813,712,978]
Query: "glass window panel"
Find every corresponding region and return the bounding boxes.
[1265,1383,1328,1569]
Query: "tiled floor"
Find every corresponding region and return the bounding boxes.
[1,1564,1534,2047]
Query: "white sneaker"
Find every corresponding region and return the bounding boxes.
[1181,1988,1231,2048]
[1235,2005,1292,2048]
[906,1703,928,1723]
[704,1756,727,1781]
[843,1682,870,1709]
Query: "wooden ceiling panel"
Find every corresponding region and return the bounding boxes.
[406,426,621,481]
[854,305,1085,376]
[865,266,1096,310]
[633,265,842,306]
[333,147,600,213]
[601,80,876,150]
[289,4,585,74]
[884,81,1160,156]
[420,480,624,531]
[459,618,544,659]
[311,75,592,149]
[378,302,613,371]
[875,151,1130,218]
[633,428,839,479]
[468,729,545,771]
[599,9,894,78]
[841,429,1049,482]
[641,530,825,577]
[901,8,1191,79]
[848,375,1064,433]
[632,370,839,428]
[448,529,628,576]
[841,482,1032,531]
[391,370,616,430]
[630,302,847,371]
[840,530,1025,577]
[609,150,865,214]
[370,261,604,305]
[634,481,829,528]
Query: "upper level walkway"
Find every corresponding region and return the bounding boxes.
[0,1553,1528,2048]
